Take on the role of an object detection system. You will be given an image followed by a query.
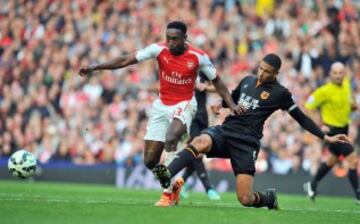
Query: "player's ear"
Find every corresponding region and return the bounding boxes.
[184,34,187,41]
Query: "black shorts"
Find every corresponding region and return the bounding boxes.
[201,125,260,176]
[327,125,354,157]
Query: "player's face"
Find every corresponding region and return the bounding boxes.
[166,29,186,55]
[257,61,278,83]
[330,65,345,85]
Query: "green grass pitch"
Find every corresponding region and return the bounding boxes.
[0,180,359,224]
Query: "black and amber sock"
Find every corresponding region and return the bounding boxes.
[168,144,199,178]
[252,192,268,208]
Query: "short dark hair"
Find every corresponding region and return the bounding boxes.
[263,53,282,71]
[167,21,187,34]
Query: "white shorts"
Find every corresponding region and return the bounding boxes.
[144,97,197,142]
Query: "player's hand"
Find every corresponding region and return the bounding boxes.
[78,65,97,77]
[324,134,349,144]
[229,103,247,116]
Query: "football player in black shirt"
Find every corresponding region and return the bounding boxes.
[153,53,349,210]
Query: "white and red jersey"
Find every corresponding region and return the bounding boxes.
[135,43,217,105]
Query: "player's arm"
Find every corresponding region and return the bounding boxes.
[79,54,138,77]
[90,55,137,70]
[282,89,348,144]
[79,43,161,77]
[304,108,319,123]
[212,76,246,115]
[210,79,242,115]
[289,107,324,139]
[221,82,241,108]
[289,107,348,143]
[303,105,325,131]
[199,54,245,115]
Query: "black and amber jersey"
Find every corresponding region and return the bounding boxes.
[222,75,296,139]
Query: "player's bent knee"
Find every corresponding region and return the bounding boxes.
[165,134,177,146]
[164,134,178,152]
[190,135,212,154]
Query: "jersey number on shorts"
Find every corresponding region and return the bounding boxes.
[174,108,183,117]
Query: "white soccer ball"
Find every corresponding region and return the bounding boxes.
[8,150,37,178]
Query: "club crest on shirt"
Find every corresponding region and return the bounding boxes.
[187,61,195,69]
[163,56,169,64]
[260,91,270,100]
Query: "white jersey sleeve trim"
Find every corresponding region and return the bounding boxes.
[190,50,217,80]
[135,43,164,62]
[287,104,297,112]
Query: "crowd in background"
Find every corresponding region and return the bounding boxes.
[0,0,360,175]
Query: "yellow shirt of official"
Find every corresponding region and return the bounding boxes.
[305,77,352,127]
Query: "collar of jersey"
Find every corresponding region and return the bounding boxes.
[256,78,277,86]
